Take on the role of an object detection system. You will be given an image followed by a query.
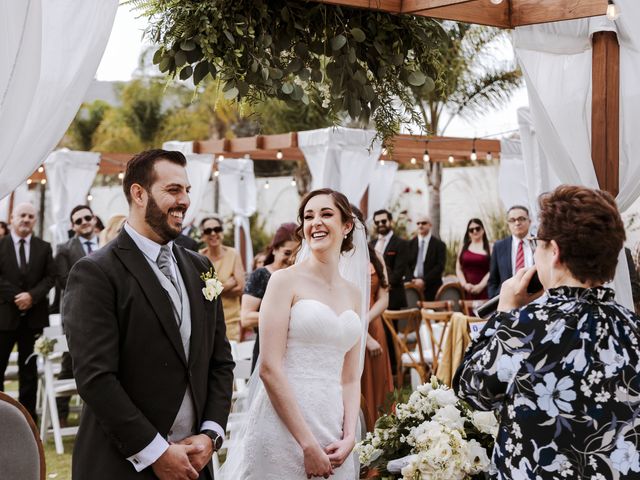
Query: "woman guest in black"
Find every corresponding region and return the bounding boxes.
[240,222,297,370]
[456,185,640,479]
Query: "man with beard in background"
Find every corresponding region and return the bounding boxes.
[63,149,234,479]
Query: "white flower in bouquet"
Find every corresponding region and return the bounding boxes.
[427,387,458,408]
[357,441,383,465]
[471,410,499,437]
[465,439,491,474]
[433,404,466,431]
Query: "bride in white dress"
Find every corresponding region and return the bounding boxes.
[221,188,370,479]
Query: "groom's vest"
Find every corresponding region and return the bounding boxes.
[147,252,195,442]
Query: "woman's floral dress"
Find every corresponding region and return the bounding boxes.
[455,287,640,479]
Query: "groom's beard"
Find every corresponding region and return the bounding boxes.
[145,194,183,244]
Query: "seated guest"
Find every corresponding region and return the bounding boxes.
[456,218,491,300]
[407,215,446,301]
[99,214,126,246]
[199,216,245,342]
[456,185,640,479]
[241,223,297,371]
[371,209,409,310]
[487,205,534,297]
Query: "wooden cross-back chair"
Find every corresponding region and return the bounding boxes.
[417,300,454,312]
[381,308,428,388]
[420,309,455,375]
[403,281,425,308]
[435,282,466,312]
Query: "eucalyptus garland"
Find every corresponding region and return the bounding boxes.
[131,0,447,141]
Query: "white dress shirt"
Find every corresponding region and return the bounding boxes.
[10,230,32,265]
[510,235,534,275]
[123,223,224,471]
[375,231,393,255]
[80,235,100,255]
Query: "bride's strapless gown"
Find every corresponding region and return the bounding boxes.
[237,299,362,479]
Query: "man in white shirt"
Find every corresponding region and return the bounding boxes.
[488,205,534,297]
[63,149,234,479]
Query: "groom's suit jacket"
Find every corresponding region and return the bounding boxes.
[63,229,235,479]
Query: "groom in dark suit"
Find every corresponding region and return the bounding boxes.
[0,202,56,420]
[63,149,235,479]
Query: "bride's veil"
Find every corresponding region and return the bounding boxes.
[219,216,371,479]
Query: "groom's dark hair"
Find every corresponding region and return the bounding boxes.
[123,149,187,204]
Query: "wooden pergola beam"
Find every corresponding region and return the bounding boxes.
[313,0,607,28]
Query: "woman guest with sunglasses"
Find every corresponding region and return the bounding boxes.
[241,222,297,371]
[200,216,245,342]
[455,186,640,479]
[456,218,492,300]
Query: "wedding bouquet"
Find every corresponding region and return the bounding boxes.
[356,377,497,480]
[34,335,57,357]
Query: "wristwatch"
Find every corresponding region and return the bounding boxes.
[201,429,223,451]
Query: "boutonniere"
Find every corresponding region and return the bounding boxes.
[200,267,223,301]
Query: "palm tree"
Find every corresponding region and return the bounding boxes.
[411,23,522,237]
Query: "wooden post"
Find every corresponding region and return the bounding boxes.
[591,31,620,196]
[238,224,247,271]
[7,191,15,222]
[359,187,369,219]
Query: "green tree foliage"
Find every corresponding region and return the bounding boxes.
[59,100,112,151]
[131,0,447,142]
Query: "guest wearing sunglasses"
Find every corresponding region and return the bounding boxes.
[54,204,101,425]
[199,216,245,342]
[488,205,534,297]
[371,209,409,310]
[456,218,491,300]
[407,215,446,302]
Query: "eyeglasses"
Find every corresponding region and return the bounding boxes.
[507,216,529,224]
[416,221,430,226]
[203,226,223,235]
[526,235,546,247]
[374,219,388,226]
[73,215,93,226]
[468,226,482,234]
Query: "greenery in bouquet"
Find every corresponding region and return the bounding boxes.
[356,377,498,480]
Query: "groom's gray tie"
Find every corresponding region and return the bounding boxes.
[157,244,180,293]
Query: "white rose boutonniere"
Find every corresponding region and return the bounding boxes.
[201,267,224,301]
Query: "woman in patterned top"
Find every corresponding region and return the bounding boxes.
[455,185,640,479]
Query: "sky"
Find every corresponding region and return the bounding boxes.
[95,4,529,139]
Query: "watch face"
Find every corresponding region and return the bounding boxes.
[214,435,223,450]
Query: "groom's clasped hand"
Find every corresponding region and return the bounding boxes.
[151,433,214,480]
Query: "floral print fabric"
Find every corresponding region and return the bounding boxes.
[455,286,640,479]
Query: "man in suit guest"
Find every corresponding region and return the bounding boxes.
[371,209,409,310]
[407,215,447,301]
[487,205,534,297]
[54,204,100,426]
[63,149,235,479]
[0,203,56,420]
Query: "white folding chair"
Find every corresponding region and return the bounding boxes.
[38,326,78,454]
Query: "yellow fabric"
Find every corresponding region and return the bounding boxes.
[212,247,242,342]
[435,313,472,386]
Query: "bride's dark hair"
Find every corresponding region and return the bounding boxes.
[296,188,355,253]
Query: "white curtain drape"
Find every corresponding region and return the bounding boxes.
[298,127,382,205]
[162,141,214,227]
[497,138,527,214]
[367,161,398,219]
[45,150,100,245]
[0,0,118,198]
[218,159,256,272]
[513,2,640,308]
[0,183,31,222]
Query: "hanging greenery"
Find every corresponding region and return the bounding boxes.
[130,0,447,142]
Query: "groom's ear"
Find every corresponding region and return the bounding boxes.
[130,183,147,207]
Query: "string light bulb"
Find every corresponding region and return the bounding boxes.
[448,155,454,164]
[118,172,124,180]
[27,179,33,185]
[410,157,417,165]
[276,150,283,160]
[40,179,47,185]
[217,154,224,162]
[264,180,270,189]
[486,152,493,161]
[214,170,220,177]
[381,147,388,156]
[607,0,620,20]
[470,149,478,162]
[290,179,296,187]
[37,166,44,173]
[87,194,93,201]
[380,159,385,166]
[423,150,430,162]
[490,0,504,4]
